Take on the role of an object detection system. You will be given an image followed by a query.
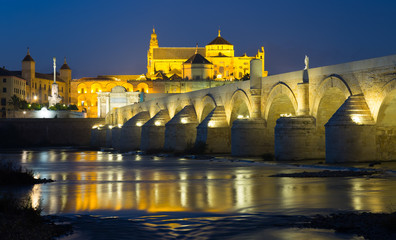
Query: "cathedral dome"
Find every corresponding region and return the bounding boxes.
[207,30,232,45]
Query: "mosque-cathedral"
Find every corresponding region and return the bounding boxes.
[0,28,267,118]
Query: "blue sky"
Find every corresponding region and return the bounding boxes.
[1,0,396,78]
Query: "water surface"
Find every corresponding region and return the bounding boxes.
[1,149,395,239]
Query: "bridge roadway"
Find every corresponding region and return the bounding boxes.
[91,55,396,162]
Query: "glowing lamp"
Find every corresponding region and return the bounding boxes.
[181,118,188,124]
[351,115,362,125]
[208,120,215,127]
[154,121,161,126]
[108,125,113,129]
[118,124,122,128]
[136,122,143,127]
[237,115,244,119]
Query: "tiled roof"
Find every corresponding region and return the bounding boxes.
[153,47,206,59]
[22,54,35,62]
[184,53,212,64]
[60,63,71,70]
[35,72,65,82]
[0,68,23,77]
[207,36,232,45]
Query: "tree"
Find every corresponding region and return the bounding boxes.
[8,95,21,111]
[7,95,21,118]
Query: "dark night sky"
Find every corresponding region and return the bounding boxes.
[1,0,396,79]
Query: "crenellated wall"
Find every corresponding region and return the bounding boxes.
[96,55,396,162]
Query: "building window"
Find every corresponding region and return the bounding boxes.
[1,98,6,106]
[2,88,6,93]
[2,78,6,83]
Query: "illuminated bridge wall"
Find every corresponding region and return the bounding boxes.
[96,55,396,162]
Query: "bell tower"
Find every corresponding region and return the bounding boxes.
[147,27,159,76]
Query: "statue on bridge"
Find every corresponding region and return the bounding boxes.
[304,55,309,70]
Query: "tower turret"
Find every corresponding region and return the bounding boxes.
[60,57,72,104]
[22,48,35,86]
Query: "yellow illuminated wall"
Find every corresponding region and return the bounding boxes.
[147,28,267,79]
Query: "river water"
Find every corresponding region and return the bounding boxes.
[1,148,396,239]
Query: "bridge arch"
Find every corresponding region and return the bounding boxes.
[313,75,352,152]
[228,89,252,126]
[264,82,298,121]
[312,74,352,119]
[264,82,297,151]
[198,94,217,122]
[376,80,396,160]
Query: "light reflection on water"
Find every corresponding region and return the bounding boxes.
[1,149,396,217]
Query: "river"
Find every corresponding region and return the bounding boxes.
[1,148,396,239]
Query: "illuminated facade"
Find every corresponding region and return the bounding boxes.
[0,68,26,117]
[21,49,70,105]
[72,28,268,118]
[147,28,268,79]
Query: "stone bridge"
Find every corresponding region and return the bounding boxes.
[92,55,396,162]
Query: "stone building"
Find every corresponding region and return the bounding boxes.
[147,28,268,79]
[0,67,26,117]
[71,28,269,118]
[2,49,71,107]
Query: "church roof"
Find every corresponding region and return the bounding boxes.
[184,53,212,64]
[169,73,182,80]
[60,58,71,70]
[153,47,206,59]
[60,63,70,70]
[207,36,232,45]
[23,54,35,62]
[207,30,232,45]
[153,71,168,80]
[22,48,35,62]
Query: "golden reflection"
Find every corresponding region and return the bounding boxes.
[30,184,41,209]
[348,178,384,212]
[29,154,396,216]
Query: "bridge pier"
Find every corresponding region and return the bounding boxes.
[164,105,198,152]
[231,119,269,156]
[111,125,122,150]
[196,106,230,153]
[118,111,150,152]
[141,109,170,153]
[325,95,376,162]
[231,59,270,157]
[90,125,106,147]
[275,116,322,160]
[105,125,113,148]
